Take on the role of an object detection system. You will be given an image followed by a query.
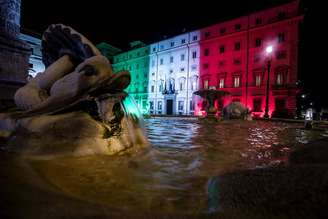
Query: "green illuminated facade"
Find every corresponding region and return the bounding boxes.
[111,41,150,114]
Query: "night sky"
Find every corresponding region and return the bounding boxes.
[20,0,325,108]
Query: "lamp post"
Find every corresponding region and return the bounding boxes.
[264,46,273,119]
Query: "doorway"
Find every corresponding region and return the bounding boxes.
[166,99,173,115]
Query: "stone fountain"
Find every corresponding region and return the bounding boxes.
[0,24,149,157]
[193,89,229,119]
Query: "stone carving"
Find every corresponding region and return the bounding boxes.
[0,24,149,156]
[222,101,250,120]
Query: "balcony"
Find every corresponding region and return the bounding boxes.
[162,89,177,95]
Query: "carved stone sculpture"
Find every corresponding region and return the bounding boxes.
[0,24,149,156]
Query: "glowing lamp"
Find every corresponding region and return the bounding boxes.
[266,45,273,54]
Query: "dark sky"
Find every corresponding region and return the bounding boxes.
[21,0,293,49]
[20,0,326,107]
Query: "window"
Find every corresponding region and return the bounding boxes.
[159,81,163,92]
[255,75,261,86]
[191,65,197,71]
[153,47,156,52]
[180,82,183,91]
[160,58,163,65]
[180,67,185,72]
[276,50,287,59]
[178,101,184,111]
[169,79,175,91]
[191,76,198,91]
[253,99,262,112]
[219,60,225,66]
[233,76,240,87]
[256,18,262,25]
[190,101,195,111]
[150,101,154,110]
[220,28,226,34]
[204,80,209,89]
[219,78,224,88]
[205,32,211,38]
[234,59,241,65]
[255,38,262,47]
[234,42,240,51]
[235,24,241,30]
[278,11,286,20]
[152,72,155,76]
[170,69,173,74]
[193,35,198,41]
[203,63,209,69]
[151,85,154,92]
[158,101,162,110]
[192,51,197,59]
[152,60,155,67]
[278,33,285,43]
[181,39,186,44]
[144,72,147,78]
[171,42,175,47]
[181,54,185,61]
[254,54,261,63]
[170,56,174,63]
[204,49,209,56]
[276,73,283,85]
[219,45,225,54]
[144,86,147,92]
[160,45,164,50]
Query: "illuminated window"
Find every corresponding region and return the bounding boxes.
[178,101,184,111]
[219,45,225,54]
[255,38,262,47]
[278,33,285,43]
[158,101,162,110]
[276,73,283,85]
[234,42,240,51]
[255,75,261,86]
[181,54,185,61]
[233,76,240,87]
[192,51,197,59]
[219,78,224,88]
[204,80,209,89]
[204,49,209,56]
[220,28,226,34]
[190,101,195,111]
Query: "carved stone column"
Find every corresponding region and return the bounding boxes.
[0,0,31,110]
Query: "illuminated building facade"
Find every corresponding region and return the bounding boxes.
[19,31,45,77]
[110,1,303,117]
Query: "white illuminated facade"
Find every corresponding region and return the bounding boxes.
[148,31,200,115]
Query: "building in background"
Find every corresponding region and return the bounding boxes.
[96,42,121,64]
[112,41,150,114]
[19,30,45,77]
[107,1,303,118]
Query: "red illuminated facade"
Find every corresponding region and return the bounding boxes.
[197,1,303,118]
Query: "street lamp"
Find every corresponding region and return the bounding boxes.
[264,45,273,119]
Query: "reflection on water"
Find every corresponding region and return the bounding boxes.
[1,118,326,216]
